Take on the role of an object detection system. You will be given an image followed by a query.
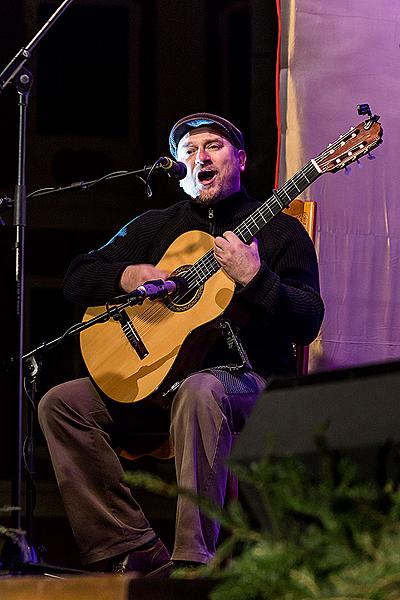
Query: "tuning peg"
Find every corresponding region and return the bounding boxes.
[367,152,375,160]
[344,165,351,174]
[356,159,362,168]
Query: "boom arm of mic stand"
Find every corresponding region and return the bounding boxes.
[27,166,154,200]
[23,294,146,364]
[0,165,156,211]
[0,0,76,93]
[0,157,182,210]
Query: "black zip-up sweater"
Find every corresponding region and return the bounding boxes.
[64,189,324,380]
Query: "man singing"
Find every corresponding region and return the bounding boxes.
[39,112,324,575]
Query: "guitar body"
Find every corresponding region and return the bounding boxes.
[80,230,235,403]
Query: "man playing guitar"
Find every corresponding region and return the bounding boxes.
[39,112,324,575]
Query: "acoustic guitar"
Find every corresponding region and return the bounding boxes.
[80,115,383,403]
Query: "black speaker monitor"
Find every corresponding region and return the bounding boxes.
[231,360,400,478]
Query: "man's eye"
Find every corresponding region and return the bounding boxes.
[208,144,220,150]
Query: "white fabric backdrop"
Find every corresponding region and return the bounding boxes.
[278,0,400,371]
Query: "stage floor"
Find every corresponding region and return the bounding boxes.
[0,573,216,600]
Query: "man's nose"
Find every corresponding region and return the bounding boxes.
[195,147,211,164]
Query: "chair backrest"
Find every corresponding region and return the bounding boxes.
[283,199,317,375]
[283,198,316,240]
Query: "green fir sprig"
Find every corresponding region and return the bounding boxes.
[125,448,400,600]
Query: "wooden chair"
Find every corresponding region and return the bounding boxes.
[283,199,317,376]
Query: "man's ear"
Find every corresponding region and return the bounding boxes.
[238,149,247,172]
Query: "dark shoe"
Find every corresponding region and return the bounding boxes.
[112,538,172,577]
[146,560,174,578]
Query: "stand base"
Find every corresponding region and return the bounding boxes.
[0,534,88,576]
[1,562,89,577]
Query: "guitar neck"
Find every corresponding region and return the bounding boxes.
[182,160,321,291]
[234,160,321,243]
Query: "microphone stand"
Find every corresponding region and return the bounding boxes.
[0,0,184,568]
[0,0,76,563]
[0,153,179,568]
[0,156,184,211]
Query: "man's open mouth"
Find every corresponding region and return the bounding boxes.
[197,169,217,184]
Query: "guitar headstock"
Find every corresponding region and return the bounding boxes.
[315,116,383,173]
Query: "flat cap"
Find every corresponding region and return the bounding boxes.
[169,112,244,158]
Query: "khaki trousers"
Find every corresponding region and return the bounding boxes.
[38,370,265,565]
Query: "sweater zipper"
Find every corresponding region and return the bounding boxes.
[208,207,215,235]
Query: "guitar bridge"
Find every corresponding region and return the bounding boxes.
[115,309,149,359]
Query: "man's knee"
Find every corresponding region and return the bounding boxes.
[171,372,226,420]
[38,383,69,430]
[38,378,94,431]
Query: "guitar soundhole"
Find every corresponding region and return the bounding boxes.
[166,265,204,313]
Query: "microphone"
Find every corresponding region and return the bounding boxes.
[137,278,179,300]
[157,156,187,180]
[117,277,188,303]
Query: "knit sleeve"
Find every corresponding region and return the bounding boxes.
[236,215,324,345]
[63,212,158,305]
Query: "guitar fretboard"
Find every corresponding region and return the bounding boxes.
[177,160,321,297]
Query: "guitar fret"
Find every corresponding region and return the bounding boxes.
[267,203,276,215]
[238,220,255,240]
[286,181,301,199]
[292,179,300,192]
[259,202,276,221]
[292,172,303,189]
[187,251,218,289]
[243,222,253,236]
[255,211,268,225]
[240,212,266,240]
[290,162,320,193]
[249,214,259,231]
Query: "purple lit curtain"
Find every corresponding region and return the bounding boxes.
[277,0,400,371]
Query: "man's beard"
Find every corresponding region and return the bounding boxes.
[194,187,224,204]
[182,179,224,205]
[181,171,240,205]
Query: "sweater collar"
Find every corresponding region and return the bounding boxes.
[189,187,257,224]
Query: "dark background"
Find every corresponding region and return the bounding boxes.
[0,0,277,566]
